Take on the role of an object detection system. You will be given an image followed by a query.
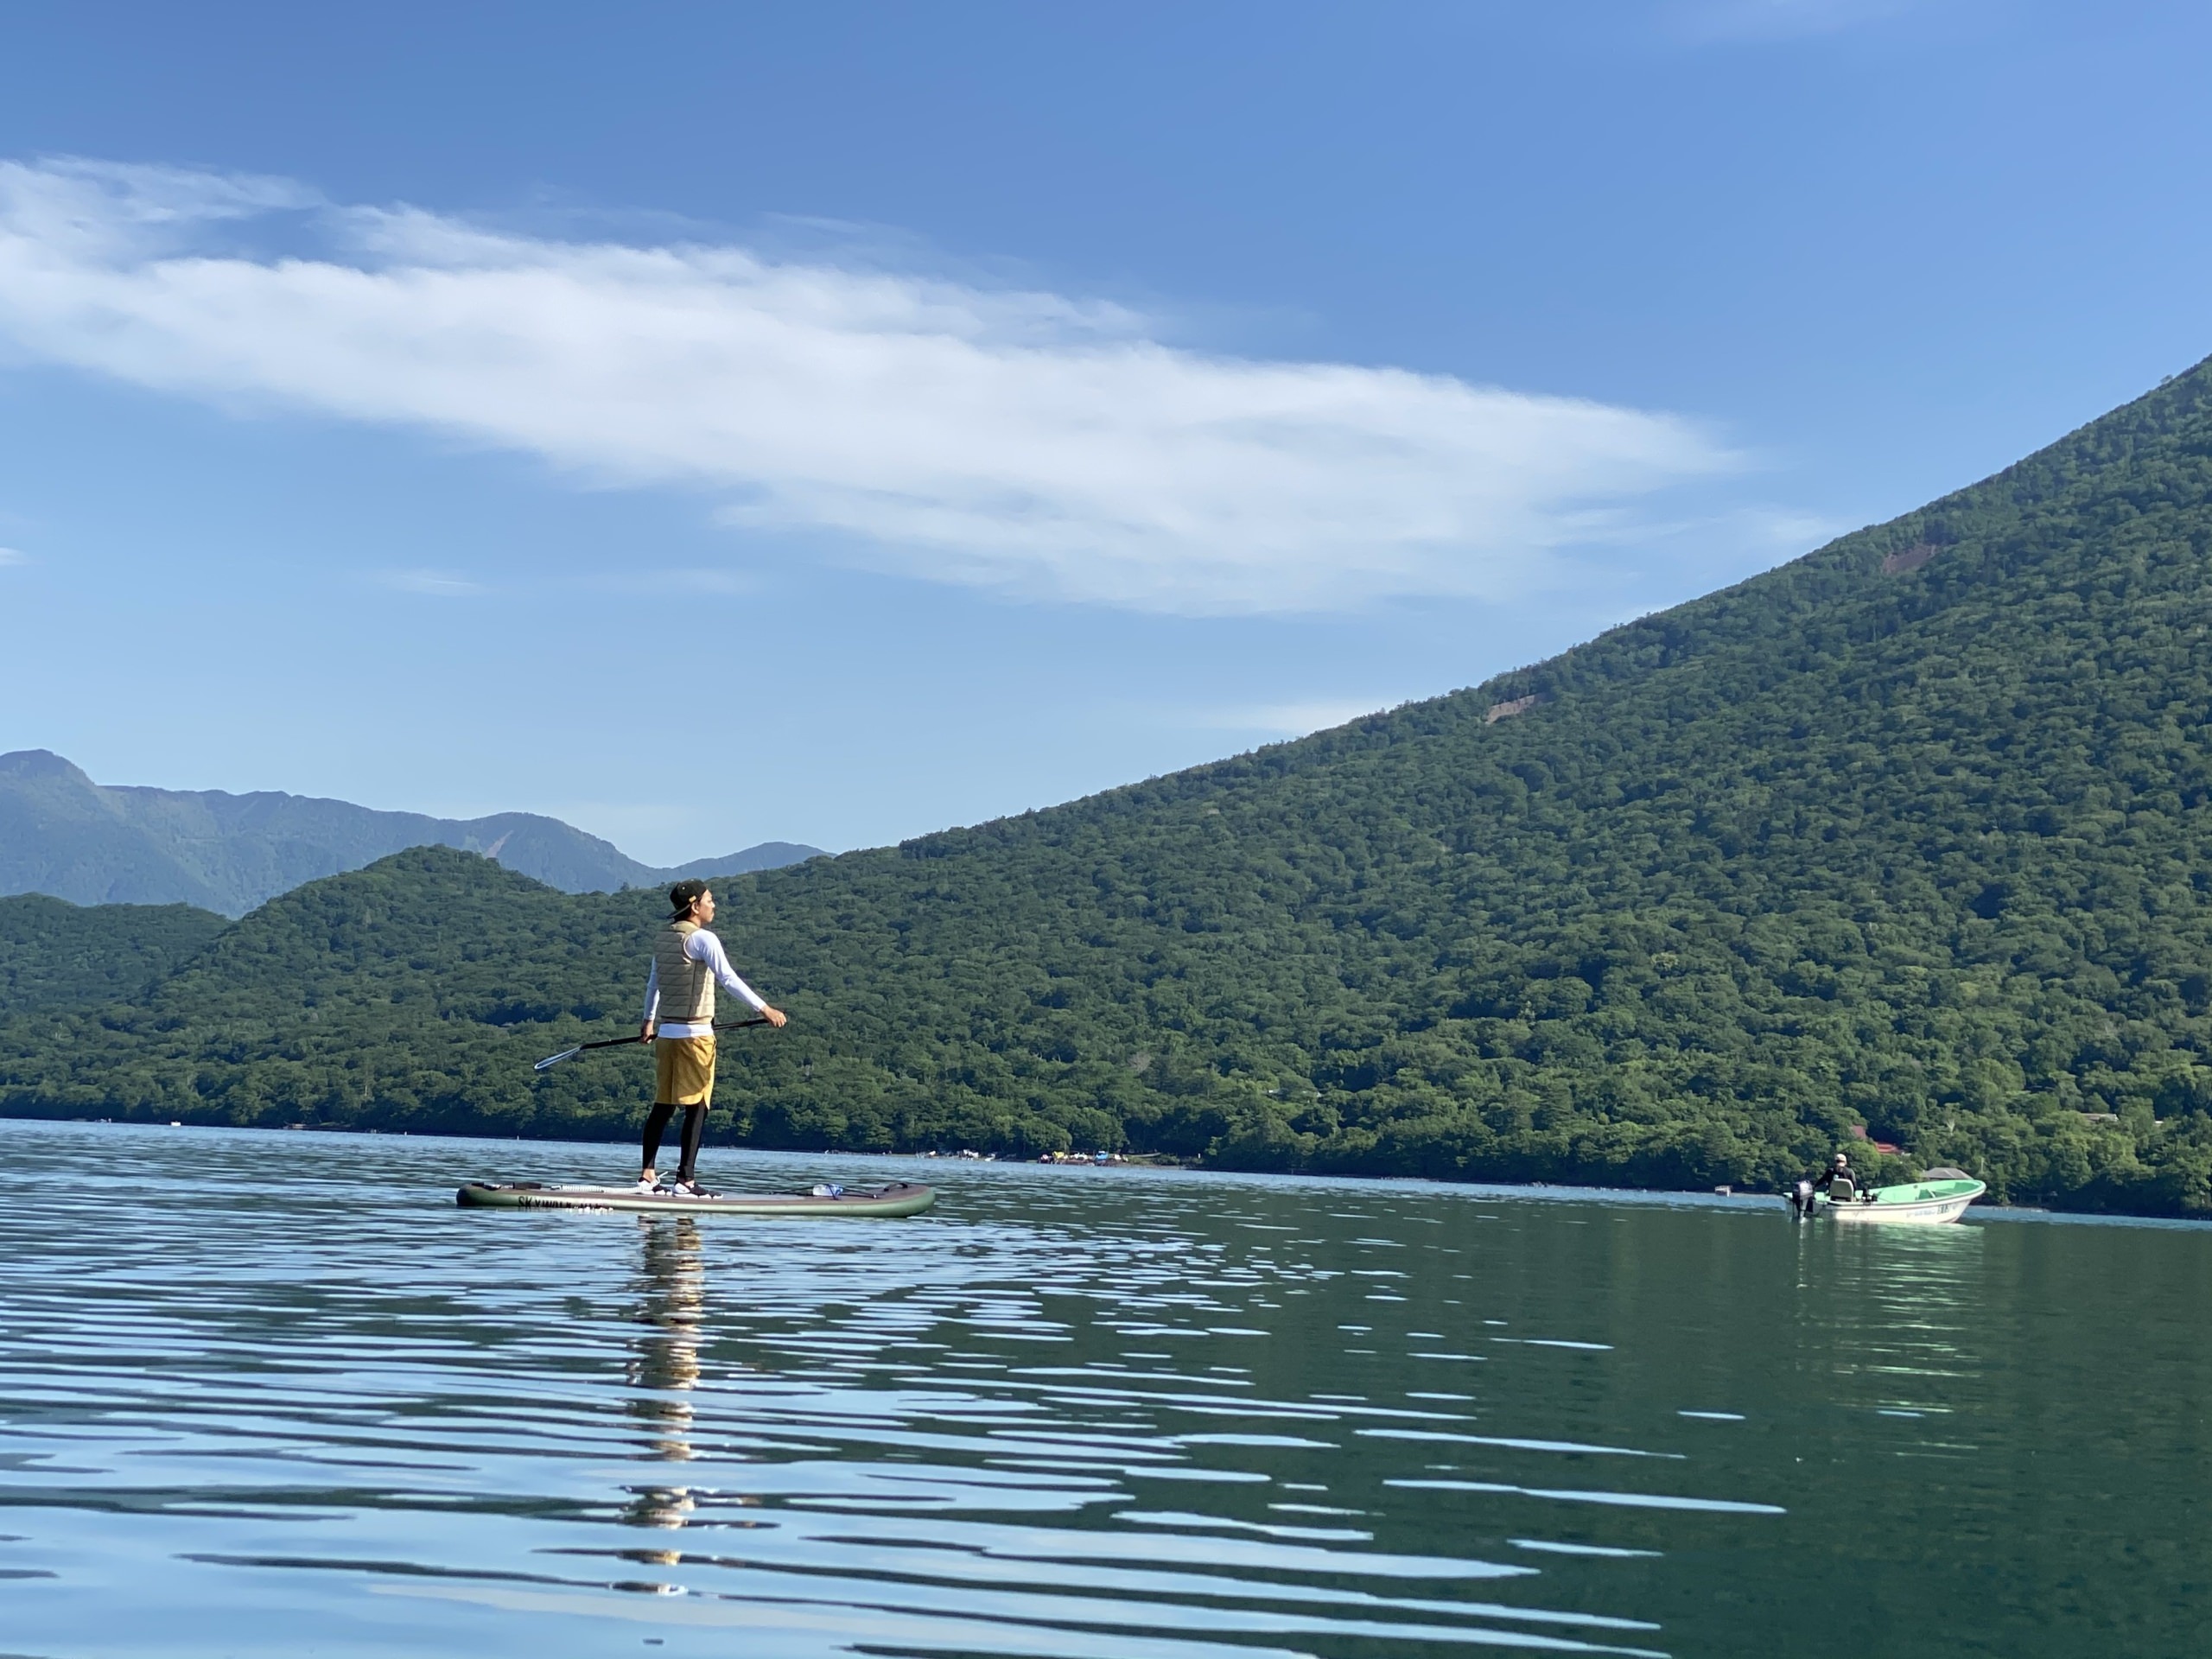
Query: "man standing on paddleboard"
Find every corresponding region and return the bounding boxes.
[639,879,786,1194]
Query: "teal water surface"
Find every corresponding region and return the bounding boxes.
[2,1121,2209,1656]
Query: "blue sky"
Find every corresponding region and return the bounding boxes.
[3,2,2209,863]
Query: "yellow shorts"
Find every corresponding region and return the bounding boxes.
[653,1035,716,1107]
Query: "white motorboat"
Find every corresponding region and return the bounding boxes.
[1802,1176,1985,1224]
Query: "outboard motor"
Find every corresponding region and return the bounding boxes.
[1790,1179,1813,1217]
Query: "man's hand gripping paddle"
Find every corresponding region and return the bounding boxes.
[533,1016,771,1072]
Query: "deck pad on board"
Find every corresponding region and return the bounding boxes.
[456,1180,936,1217]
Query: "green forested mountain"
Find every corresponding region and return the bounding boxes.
[13,359,2212,1214]
[0,894,226,1014]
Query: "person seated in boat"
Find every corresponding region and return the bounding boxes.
[1808,1152,1869,1203]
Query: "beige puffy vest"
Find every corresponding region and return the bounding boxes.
[653,920,714,1024]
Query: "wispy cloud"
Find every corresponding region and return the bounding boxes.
[0,546,29,567]
[0,157,1747,616]
[378,569,486,597]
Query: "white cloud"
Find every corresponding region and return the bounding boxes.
[379,569,486,597]
[0,547,29,567]
[0,157,1745,616]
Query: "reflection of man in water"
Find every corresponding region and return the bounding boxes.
[624,1217,705,1542]
[630,1217,705,1408]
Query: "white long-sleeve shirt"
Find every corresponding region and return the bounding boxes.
[643,927,768,1038]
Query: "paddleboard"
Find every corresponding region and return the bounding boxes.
[456,1179,937,1217]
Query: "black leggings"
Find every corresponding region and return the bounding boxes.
[642,1103,707,1180]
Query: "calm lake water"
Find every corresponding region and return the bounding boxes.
[3,1122,2209,1657]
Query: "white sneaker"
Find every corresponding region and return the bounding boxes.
[634,1178,658,1193]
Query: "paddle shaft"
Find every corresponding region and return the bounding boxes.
[582,1015,771,1052]
[534,1016,771,1071]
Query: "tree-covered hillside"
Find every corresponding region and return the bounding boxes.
[13,358,2212,1214]
[0,894,226,1014]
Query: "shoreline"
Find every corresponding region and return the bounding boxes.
[11,1111,2209,1230]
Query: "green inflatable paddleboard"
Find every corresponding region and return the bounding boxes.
[456,1179,936,1217]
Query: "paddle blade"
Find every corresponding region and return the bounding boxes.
[533,1045,583,1072]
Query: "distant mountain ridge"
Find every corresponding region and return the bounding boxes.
[0,750,820,915]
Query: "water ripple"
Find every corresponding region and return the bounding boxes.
[0,1122,1936,1657]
